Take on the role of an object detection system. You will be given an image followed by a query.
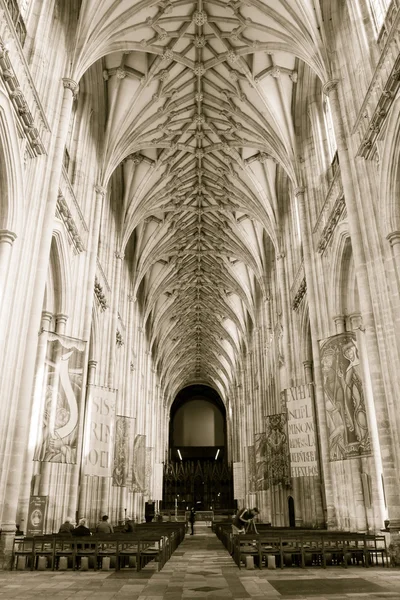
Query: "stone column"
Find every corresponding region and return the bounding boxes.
[16,310,53,531]
[0,78,78,568]
[349,313,386,531]
[295,187,335,527]
[77,359,97,516]
[39,314,68,500]
[324,80,400,533]
[68,184,106,518]
[0,230,17,310]
[276,252,293,386]
[303,360,313,384]
[333,315,346,334]
[108,250,124,389]
[386,231,400,314]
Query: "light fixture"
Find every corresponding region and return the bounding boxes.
[215,449,220,460]
[177,449,182,460]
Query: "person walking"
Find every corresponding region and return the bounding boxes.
[189,507,196,535]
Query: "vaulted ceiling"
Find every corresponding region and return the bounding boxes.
[73,0,330,401]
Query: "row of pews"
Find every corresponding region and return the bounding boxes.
[214,522,389,569]
[12,522,186,572]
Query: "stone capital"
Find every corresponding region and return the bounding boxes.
[55,313,68,325]
[322,79,339,96]
[386,230,400,247]
[333,314,346,333]
[348,312,363,331]
[62,77,79,98]
[41,311,53,323]
[0,229,17,245]
[293,186,305,198]
[94,184,106,197]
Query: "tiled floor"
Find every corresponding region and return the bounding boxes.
[1,526,400,599]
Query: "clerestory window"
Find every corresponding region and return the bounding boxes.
[323,96,337,164]
[368,0,390,33]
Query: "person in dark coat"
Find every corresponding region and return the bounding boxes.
[72,518,91,536]
[58,517,74,535]
[189,507,196,535]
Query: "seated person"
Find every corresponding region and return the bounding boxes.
[96,514,114,534]
[73,518,91,536]
[122,516,136,533]
[58,517,74,535]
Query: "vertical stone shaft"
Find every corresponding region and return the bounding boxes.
[295,187,335,527]
[0,79,77,562]
[70,185,106,519]
[325,80,399,526]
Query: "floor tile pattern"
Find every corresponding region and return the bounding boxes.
[0,526,399,599]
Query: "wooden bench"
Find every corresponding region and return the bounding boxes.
[226,528,389,570]
[11,523,185,572]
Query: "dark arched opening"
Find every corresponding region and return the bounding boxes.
[162,385,233,512]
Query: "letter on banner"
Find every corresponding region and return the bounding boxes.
[285,384,319,477]
[83,386,116,476]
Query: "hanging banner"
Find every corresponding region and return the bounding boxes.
[83,385,116,476]
[254,432,269,491]
[131,434,146,492]
[265,413,291,486]
[27,496,48,536]
[233,462,245,500]
[112,415,136,487]
[285,384,319,477]
[319,332,371,461]
[33,336,85,464]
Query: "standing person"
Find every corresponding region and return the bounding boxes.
[58,516,74,535]
[189,507,196,535]
[96,515,114,534]
[232,507,259,534]
[72,518,91,536]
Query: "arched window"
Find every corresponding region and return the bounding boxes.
[323,96,337,163]
[368,0,390,32]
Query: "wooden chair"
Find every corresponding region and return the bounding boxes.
[53,537,75,570]
[12,537,34,570]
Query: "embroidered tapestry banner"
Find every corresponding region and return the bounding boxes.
[83,385,116,477]
[284,384,319,477]
[33,337,85,464]
[112,415,136,487]
[264,413,291,486]
[319,332,371,461]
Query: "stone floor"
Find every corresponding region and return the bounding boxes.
[1,526,400,600]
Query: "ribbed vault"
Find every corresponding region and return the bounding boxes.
[72,0,330,401]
